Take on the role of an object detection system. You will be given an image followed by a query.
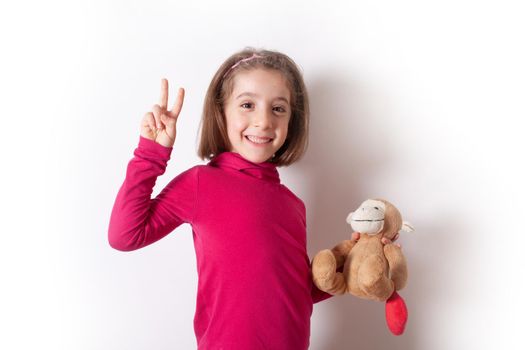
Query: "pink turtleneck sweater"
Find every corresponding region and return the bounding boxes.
[108,135,333,349]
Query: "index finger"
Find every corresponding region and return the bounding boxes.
[159,78,168,109]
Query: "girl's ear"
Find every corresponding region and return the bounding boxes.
[401,221,415,232]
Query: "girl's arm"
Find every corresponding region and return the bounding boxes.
[107,135,198,251]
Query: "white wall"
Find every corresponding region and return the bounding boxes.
[1,0,523,349]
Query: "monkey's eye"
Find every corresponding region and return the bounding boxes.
[374,207,379,210]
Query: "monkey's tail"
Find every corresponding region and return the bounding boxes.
[385,291,408,336]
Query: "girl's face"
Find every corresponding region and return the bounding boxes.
[223,68,292,164]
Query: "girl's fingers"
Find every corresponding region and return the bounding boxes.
[147,112,157,134]
[141,112,157,137]
[169,87,185,118]
[151,104,164,129]
[381,237,402,248]
[160,112,175,126]
[159,78,169,109]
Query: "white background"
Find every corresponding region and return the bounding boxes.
[1,0,524,349]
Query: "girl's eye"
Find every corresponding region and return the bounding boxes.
[240,103,286,113]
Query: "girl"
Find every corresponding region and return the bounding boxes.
[108,47,336,349]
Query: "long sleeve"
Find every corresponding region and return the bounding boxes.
[107,135,198,251]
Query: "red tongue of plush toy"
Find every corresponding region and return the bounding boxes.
[385,291,408,335]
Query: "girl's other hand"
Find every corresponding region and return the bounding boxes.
[352,231,401,247]
[382,233,401,248]
[140,78,185,148]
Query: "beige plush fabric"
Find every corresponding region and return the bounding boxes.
[312,199,411,301]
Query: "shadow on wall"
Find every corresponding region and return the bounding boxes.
[292,69,460,349]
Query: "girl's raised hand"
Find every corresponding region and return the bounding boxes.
[140,78,185,148]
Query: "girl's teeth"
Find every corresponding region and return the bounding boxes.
[246,136,271,144]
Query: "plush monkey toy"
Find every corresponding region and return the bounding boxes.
[312,198,414,335]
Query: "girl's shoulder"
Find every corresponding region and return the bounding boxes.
[278,183,306,213]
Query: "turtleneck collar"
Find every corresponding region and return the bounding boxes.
[208,151,280,184]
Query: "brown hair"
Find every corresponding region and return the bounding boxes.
[197,47,309,166]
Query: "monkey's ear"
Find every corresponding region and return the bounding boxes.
[346,212,354,224]
[401,221,415,232]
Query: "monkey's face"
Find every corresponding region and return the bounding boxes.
[346,199,386,234]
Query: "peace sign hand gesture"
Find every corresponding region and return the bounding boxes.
[140,78,185,148]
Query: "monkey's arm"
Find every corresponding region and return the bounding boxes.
[331,237,357,268]
[384,244,408,290]
[311,236,358,296]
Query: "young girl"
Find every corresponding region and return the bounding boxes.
[108,47,335,349]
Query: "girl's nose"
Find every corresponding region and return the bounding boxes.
[254,109,273,129]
